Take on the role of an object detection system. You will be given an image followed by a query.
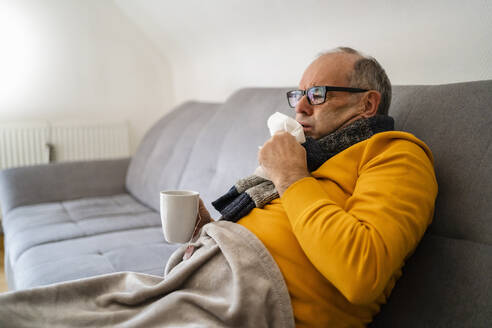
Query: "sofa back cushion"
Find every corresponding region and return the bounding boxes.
[125,101,221,211]
[126,89,293,217]
[371,80,492,327]
[390,80,492,244]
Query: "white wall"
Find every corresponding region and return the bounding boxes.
[0,0,174,153]
[114,0,492,107]
[0,0,491,154]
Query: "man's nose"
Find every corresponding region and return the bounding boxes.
[295,95,314,116]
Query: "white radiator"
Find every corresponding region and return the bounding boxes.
[0,122,50,169]
[0,121,130,170]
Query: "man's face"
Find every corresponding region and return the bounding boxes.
[295,53,365,139]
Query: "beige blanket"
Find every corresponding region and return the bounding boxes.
[0,221,294,327]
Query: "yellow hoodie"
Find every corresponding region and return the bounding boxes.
[238,131,438,327]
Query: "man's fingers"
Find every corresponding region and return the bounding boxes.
[198,198,212,222]
[193,198,213,238]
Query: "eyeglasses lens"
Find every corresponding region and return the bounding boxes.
[307,87,325,105]
[287,90,303,108]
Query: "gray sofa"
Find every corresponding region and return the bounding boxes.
[1,81,491,327]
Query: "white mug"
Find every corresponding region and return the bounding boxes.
[160,190,199,243]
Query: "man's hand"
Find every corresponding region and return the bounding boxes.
[258,132,310,195]
[192,198,214,239]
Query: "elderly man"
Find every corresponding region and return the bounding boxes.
[202,47,438,327]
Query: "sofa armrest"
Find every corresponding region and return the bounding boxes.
[0,158,130,216]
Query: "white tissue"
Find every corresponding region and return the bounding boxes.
[254,112,306,179]
[267,112,306,143]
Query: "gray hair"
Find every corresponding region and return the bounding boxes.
[320,47,392,116]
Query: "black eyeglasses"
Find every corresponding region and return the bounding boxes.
[286,86,368,108]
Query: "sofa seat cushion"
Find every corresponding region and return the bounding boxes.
[3,194,179,290]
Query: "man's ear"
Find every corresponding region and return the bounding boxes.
[360,90,381,118]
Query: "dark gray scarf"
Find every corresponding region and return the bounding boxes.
[212,115,394,222]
